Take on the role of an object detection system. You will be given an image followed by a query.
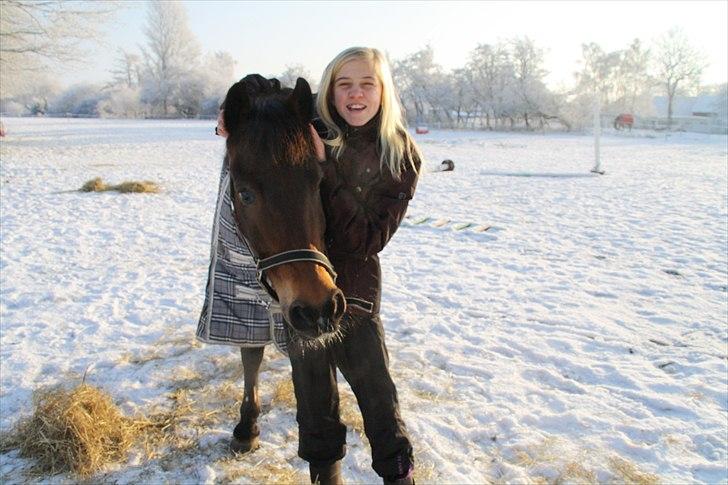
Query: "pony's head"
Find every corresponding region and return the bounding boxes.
[223,76,345,339]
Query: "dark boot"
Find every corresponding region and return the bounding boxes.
[383,466,414,485]
[383,476,414,485]
[309,460,343,485]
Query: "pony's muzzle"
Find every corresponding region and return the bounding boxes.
[288,289,346,337]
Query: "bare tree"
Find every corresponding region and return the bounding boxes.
[0,0,116,97]
[140,0,201,116]
[654,27,707,127]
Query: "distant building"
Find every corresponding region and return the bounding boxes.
[647,92,728,134]
[653,94,727,119]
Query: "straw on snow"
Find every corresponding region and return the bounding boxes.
[80,177,160,193]
[1,384,140,478]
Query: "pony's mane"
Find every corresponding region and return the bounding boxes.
[237,91,313,168]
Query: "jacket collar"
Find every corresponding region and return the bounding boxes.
[333,109,381,142]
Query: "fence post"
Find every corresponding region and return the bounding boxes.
[591,95,604,174]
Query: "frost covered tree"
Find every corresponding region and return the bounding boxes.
[393,46,443,124]
[0,0,116,97]
[463,39,556,130]
[572,40,654,120]
[567,43,622,129]
[140,0,201,116]
[576,43,622,103]
[653,27,707,127]
[97,86,144,118]
[509,37,553,129]
[390,40,561,130]
[101,49,145,117]
[277,64,317,92]
[613,39,653,115]
[196,51,236,115]
[10,74,61,115]
[465,42,513,129]
[450,68,478,127]
[110,49,143,88]
[51,83,105,116]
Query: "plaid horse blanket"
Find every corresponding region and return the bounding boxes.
[196,159,288,353]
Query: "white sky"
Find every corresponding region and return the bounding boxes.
[71,0,727,90]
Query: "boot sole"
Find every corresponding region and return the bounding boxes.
[230,435,260,454]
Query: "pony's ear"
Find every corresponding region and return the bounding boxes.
[223,81,251,134]
[288,77,312,123]
[268,78,281,91]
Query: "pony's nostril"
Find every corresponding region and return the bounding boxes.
[289,302,319,331]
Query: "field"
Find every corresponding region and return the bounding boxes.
[1,118,726,483]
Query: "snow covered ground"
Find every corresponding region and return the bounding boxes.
[1,117,726,484]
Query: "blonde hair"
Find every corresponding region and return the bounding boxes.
[316,47,422,177]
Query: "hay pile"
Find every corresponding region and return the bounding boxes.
[3,384,141,478]
[80,177,160,193]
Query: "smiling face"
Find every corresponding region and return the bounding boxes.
[332,58,382,127]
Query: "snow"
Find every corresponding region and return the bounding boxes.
[1,117,726,484]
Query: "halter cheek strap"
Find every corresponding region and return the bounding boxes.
[229,178,337,302]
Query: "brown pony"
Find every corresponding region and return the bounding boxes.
[222,77,346,453]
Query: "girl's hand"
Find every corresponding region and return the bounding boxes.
[309,123,326,162]
[216,110,228,138]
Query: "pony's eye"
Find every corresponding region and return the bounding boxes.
[239,190,255,205]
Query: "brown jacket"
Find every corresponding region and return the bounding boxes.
[320,114,421,316]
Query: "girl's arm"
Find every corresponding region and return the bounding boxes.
[321,152,420,258]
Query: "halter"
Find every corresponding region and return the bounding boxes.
[228,176,337,303]
[255,249,337,303]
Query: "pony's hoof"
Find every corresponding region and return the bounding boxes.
[230,435,260,454]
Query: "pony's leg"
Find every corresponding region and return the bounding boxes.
[231,346,264,453]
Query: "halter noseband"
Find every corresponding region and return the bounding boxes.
[228,176,337,303]
[255,249,337,303]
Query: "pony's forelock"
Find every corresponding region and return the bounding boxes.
[231,94,314,168]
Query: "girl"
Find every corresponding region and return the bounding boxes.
[202,48,422,484]
[295,46,422,485]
